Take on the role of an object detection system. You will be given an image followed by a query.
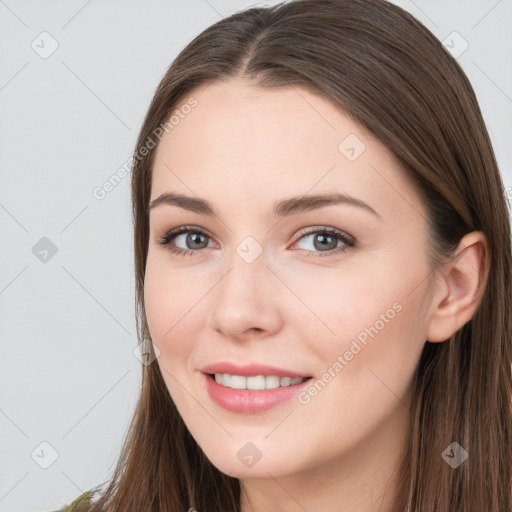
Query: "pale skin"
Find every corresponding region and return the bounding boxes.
[144,78,489,512]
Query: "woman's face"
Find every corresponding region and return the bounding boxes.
[144,78,434,481]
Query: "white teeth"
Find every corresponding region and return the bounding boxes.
[265,375,280,389]
[280,376,292,387]
[213,373,307,390]
[247,375,265,390]
[230,375,248,389]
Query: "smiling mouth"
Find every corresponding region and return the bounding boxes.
[208,373,313,391]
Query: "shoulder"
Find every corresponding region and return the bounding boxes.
[54,490,96,512]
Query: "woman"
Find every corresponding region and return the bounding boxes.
[59,0,512,510]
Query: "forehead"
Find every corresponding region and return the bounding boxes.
[150,78,426,223]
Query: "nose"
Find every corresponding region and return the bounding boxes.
[208,251,282,341]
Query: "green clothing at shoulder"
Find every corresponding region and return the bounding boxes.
[56,490,95,512]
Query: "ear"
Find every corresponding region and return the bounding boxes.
[426,231,490,343]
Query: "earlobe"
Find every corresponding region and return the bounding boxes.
[426,231,490,343]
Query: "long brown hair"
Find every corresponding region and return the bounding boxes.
[82,0,512,510]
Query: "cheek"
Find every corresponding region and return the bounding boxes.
[143,253,212,368]
[325,291,426,414]
[144,251,193,334]
[305,254,427,387]
[143,263,195,402]
[285,260,401,344]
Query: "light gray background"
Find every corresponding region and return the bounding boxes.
[0,1,510,511]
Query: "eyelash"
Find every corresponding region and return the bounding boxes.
[157,225,356,258]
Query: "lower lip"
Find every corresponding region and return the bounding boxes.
[202,372,313,414]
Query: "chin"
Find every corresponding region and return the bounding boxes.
[197,440,301,480]
[209,457,292,479]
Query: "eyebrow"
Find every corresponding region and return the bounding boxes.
[148,191,382,220]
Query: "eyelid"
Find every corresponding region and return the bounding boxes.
[157,225,217,247]
[291,225,355,245]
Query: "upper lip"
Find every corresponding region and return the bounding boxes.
[200,362,311,378]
